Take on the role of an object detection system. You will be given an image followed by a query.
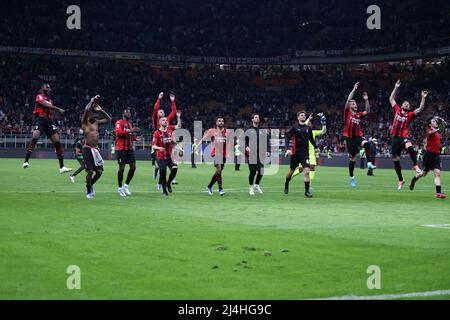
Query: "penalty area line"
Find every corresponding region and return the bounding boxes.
[421,224,450,230]
[313,289,450,300]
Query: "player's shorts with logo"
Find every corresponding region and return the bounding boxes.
[83,146,104,171]
[290,154,310,170]
[248,162,264,175]
[116,150,136,165]
[213,155,227,167]
[391,136,410,157]
[33,116,57,138]
[156,158,177,171]
[422,152,441,171]
[345,137,363,157]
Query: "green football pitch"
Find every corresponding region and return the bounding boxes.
[0,158,449,300]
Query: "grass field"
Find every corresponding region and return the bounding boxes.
[0,158,449,300]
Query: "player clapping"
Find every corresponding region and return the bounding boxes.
[196,117,229,196]
[152,117,178,196]
[284,111,318,198]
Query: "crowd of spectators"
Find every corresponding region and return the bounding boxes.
[0,53,449,156]
[1,0,449,57]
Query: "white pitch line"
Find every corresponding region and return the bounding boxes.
[422,224,450,230]
[314,289,450,300]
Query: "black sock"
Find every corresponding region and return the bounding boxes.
[255,173,263,185]
[208,174,217,188]
[394,161,403,181]
[349,160,355,177]
[216,173,223,190]
[168,168,178,185]
[25,137,39,162]
[125,168,136,185]
[363,142,371,159]
[118,170,124,188]
[305,181,310,193]
[249,172,256,185]
[58,157,64,168]
[436,185,442,194]
[72,166,84,177]
[407,146,418,166]
[91,172,102,185]
[285,177,291,188]
[54,142,64,168]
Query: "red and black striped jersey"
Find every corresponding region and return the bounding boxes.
[33,94,53,119]
[206,128,229,158]
[390,104,415,138]
[343,108,365,138]
[152,126,175,160]
[115,119,135,151]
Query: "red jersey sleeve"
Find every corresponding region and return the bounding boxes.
[115,120,128,136]
[167,100,177,123]
[394,103,401,113]
[358,111,365,118]
[36,94,46,103]
[152,98,161,128]
[152,130,161,146]
[344,107,349,120]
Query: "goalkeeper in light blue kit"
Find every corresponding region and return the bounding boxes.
[292,113,327,185]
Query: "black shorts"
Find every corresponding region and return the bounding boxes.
[83,147,104,172]
[33,116,58,138]
[391,136,410,157]
[345,137,363,157]
[248,163,264,175]
[156,158,177,171]
[116,150,136,165]
[423,152,441,171]
[290,154,310,170]
[213,156,227,166]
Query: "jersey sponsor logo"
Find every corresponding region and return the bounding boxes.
[162,136,172,144]
[350,117,361,124]
[215,136,227,143]
[394,114,408,123]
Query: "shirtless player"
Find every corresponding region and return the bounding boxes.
[81,95,112,199]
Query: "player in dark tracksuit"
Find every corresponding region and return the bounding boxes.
[69,130,85,182]
[284,111,317,198]
[245,114,269,195]
[367,139,378,176]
